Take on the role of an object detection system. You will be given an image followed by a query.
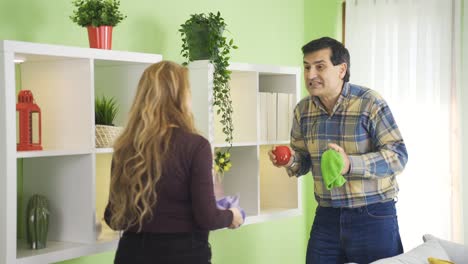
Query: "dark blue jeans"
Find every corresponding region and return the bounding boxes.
[306,200,403,264]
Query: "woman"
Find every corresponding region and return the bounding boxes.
[104,61,244,264]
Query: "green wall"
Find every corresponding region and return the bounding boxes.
[305,0,343,43]
[302,0,343,240]
[0,0,341,263]
[0,0,305,66]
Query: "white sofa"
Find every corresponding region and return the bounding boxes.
[370,234,468,264]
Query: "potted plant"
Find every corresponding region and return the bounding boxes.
[179,11,237,177]
[95,95,122,148]
[70,0,126,49]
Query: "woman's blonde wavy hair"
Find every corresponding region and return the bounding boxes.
[108,61,196,231]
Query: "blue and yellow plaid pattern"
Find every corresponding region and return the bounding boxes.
[288,83,408,208]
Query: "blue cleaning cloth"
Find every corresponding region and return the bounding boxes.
[216,195,246,221]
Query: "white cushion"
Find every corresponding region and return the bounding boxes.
[423,234,468,264]
[370,239,450,264]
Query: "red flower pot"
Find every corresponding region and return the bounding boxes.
[87,26,113,49]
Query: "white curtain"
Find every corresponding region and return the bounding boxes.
[345,0,455,250]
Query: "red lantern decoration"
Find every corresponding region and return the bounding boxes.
[16,90,42,151]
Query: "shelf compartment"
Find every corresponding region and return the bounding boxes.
[19,155,95,249]
[15,146,119,264]
[259,92,296,143]
[214,71,258,145]
[259,145,298,213]
[18,58,94,152]
[259,73,298,94]
[258,72,298,143]
[94,61,152,128]
[95,153,118,240]
[214,146,259,217]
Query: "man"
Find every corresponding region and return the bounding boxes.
[269,37,408,264]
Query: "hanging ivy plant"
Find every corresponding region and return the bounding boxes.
[179,11,237,175]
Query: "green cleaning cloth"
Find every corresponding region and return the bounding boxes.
[321,149,347,190]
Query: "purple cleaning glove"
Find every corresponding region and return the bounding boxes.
[216,195,246,220]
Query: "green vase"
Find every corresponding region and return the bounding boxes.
[26,194,50,249]
[186,23,212,60]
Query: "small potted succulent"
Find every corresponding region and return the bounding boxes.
[95,95,122,148]
[70,0,126,49]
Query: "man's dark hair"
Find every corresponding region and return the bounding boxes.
[302,37,351,82]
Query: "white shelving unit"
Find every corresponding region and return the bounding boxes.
[0,40,302,264]
[188,61,302,224]
[0,40,162,264]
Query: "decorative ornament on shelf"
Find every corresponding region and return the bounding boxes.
[214,150,232,178]
[16,90,42,151]
[70,0,126,49]
[179,11,238,174]
[213,150,231,199]
[95,95,122,148]
[26,194,49,250]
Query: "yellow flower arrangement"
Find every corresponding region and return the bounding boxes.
[214,150,232,174]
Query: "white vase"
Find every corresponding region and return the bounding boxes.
[214,172,225,199]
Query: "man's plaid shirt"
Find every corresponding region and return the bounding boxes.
[287,82,408,208]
